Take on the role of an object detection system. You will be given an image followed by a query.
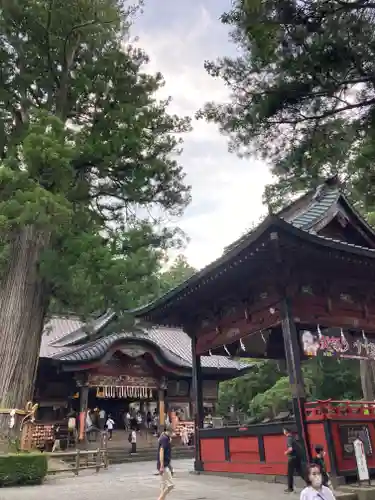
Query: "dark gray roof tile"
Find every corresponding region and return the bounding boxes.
[283,187,339,231]
[40,319,246,372]
[40,317,85,358]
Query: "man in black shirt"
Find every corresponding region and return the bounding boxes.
[283,427,303,493]
[157,426,174,500]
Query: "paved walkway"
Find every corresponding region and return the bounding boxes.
[0,459,332,500]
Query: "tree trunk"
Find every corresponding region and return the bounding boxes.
[0,226,50,432]
[360,360,375,400]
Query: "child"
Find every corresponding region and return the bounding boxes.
[106,414,115,440]
[312,445,330,487]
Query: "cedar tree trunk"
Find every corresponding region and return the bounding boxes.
[0,226,49,432]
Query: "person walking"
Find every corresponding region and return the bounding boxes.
[300,464,336,500]
[124,410,131,431]
[147,411,152,429]
[157,426,174,500]
[129,428,137,454]
[180,426,189,446]
[99,408,106,430]
[283,427,304,493]
[106,414,115,440]
[312,445,330,488]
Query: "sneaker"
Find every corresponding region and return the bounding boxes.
[284,489,294,493]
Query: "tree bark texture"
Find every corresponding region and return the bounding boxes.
[0,226,49,431]
[360,360,375,400]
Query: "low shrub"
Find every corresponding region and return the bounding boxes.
[0,453,48,487]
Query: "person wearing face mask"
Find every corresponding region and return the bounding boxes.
[300,464,336,500]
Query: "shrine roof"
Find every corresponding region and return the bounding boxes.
[281,183,339,230]
[130,180,375,325]
[39,316,248,373]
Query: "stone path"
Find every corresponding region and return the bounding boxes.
[0,459,347,500]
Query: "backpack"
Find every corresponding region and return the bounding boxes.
[128,432,132,443]
[292,435,304,459]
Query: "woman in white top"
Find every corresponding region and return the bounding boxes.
[300,464,336,500]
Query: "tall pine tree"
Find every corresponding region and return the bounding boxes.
[0,0,190,421]
[200,0,375,399]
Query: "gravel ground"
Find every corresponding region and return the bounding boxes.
[0,459,342,500]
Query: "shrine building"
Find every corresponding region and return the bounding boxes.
[131,177,375,482]
[35,312,249,428]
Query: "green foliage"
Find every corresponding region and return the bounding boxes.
[199,0,375,212]
[218,357,362,421]
[157,255,196,295]
[249,375,291,419]
[0,0,191,314]
[217,360,286,414]
[0,453,48,486]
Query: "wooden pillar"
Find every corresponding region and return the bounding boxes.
[79,385,89,442]
[192,333,204,472]
[188,401,193,420]
[280,297,311,463]
[158,388,165,428]
[270,230,310,463]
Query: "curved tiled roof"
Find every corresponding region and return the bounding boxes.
[285,186,339,231]
[40,317,85,358]
[40,319,248,372]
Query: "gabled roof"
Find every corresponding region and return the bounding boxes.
[228,177,375,249]
[131,179,375,324]
[39,316,249,373]
[281,182,339,231]
[280,177,375,244]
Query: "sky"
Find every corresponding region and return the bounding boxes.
[132,0,272,269]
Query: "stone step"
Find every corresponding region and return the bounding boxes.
[60,447,194,466]
[108,449,194,465]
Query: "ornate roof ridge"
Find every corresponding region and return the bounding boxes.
[282,180,340,232]
[46,327,249,372]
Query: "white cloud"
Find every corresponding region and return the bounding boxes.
[133,2,272,269]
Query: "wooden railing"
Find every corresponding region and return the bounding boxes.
[45,447,109,475]
[305,399,375,420]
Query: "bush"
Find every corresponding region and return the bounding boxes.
[0,453,48,487]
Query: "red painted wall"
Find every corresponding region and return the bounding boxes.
[201,434,288,475]
[200,422,331,476]
[230,436,259,462]
[201,438,225,462]
[307,422,331,472]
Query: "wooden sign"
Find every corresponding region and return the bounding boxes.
[339,424,373,457]
[354,438,370,484]
[88,373,158,389]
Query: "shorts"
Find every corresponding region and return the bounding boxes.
[160,467,174,493]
